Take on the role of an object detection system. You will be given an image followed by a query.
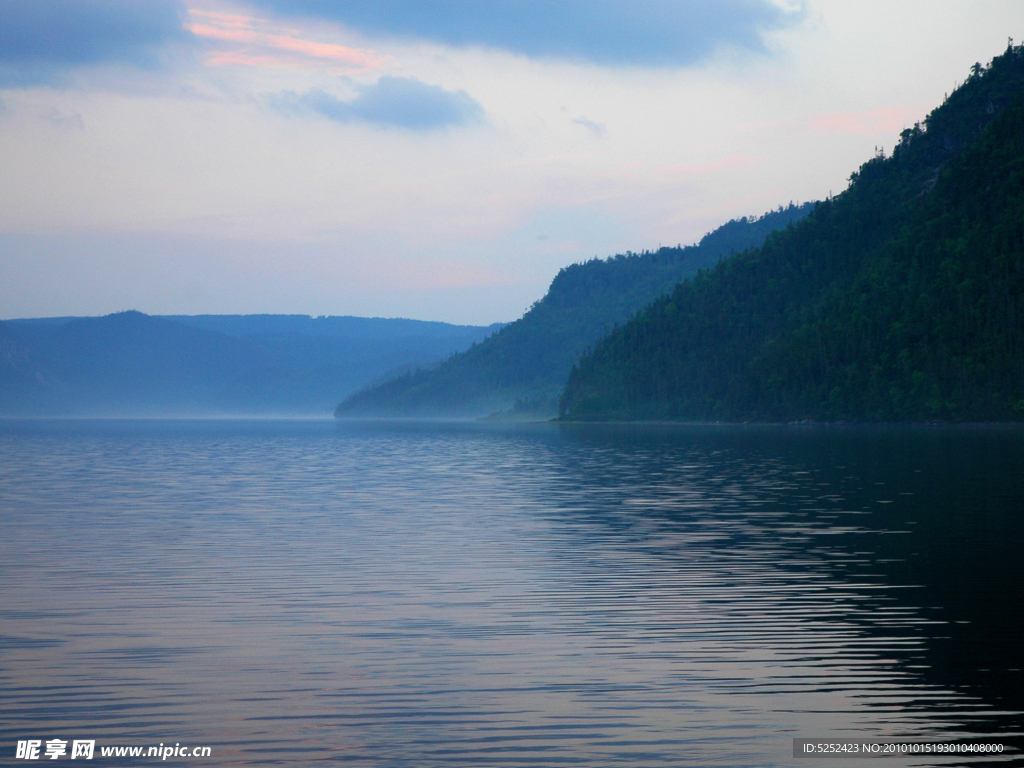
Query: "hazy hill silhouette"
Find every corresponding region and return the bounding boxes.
[0,312,501,416]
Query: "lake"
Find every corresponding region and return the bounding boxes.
[1,419,1021,766]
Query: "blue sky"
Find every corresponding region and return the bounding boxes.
[0,1,189,84]
[0,1,1019,324]
[247,0,803,65]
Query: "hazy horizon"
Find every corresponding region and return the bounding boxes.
[2,310,502,327]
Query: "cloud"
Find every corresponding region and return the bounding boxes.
[186,9,387,71]
[0,0,191,86]
[248,0,804,65]
[572,117,605,135]
[271,76,484,130]
[42,107,85,130]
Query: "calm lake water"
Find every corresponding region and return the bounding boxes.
[1,419,1022,766]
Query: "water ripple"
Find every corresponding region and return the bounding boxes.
[0,419,1021,766]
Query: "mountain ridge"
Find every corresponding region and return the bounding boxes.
[335,202,814,418]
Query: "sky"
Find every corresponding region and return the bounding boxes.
[0,1,1020,325]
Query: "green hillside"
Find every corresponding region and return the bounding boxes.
[560,44,1024,422]
[336,203,813,418]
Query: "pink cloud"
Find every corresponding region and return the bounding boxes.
[187,9,388,71]
[188,10,256,30]
[187,23,255,42]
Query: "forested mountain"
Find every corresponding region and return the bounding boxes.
[336,203,813,418]
[0,312,500,416]
[560,44,1024,422]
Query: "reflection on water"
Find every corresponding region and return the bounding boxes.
[0,419,1021,766]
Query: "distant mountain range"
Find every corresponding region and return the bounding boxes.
[0,312,502,416]
[560,43,1024,422]
[336,203,814,418]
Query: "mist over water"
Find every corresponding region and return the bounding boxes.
[1,420,1021,766]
